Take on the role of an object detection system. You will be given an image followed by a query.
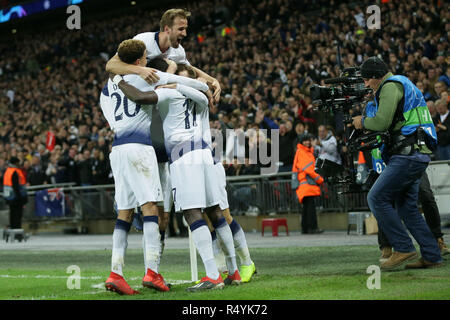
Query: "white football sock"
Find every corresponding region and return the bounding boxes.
[230,220,253,266]
[191,221,219,280]
[143,216,161,274]
[215,218,238,274]
[211,230,227,273]
[111,219,130,277]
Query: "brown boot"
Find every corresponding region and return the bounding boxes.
[405,258,444,269]
[437,238,450,256]
[380,251,418,270]
[379,247,392,263]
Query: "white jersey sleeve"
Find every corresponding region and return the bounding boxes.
[133,31,190,65]
[158,71,208,91]
[176,84,208,111]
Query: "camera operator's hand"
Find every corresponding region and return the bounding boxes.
[352,115,364,130]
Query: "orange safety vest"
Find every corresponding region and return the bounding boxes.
[3,167,27,200]
[292,143,324,203]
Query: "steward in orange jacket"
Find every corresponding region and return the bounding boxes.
[292,140,324,203]
[3,163,27,201]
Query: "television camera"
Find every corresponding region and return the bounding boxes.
[310,67,388,192]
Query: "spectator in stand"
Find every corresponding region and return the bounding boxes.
[433,99,450,160]
[92,148,109,185]
[227,157,260,215]
[313,125,342,166]
[26,155,48,186]
[438,67,450,87]
[278,121,296,172]
[434,81,447,100]
[78,149,93,186]
[45,153,60,184]
[427,101,437,118]
[57,147,79,184]
[417,81,433,101]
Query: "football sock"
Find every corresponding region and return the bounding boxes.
[190,219,219,280]
[158,230,165,269]
[111,219,131,277]
[211,230,221,256]
[229,219,252,266]
[142,236,147,273]
[143,215,161,274]
[214,218,238,274]
[211,230,227,273]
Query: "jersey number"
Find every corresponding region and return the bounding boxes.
[111,92,141,121]
[183,99,197,129]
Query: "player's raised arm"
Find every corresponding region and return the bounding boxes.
[106,53,160,84]
[175,84,209,110]
[148,59,208,92]
[190,66,221,103]
[162,71,208,92]
[112,74,158,105]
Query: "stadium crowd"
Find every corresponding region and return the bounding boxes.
[0,0,448,189]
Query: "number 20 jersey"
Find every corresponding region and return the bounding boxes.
[100,75,154,147]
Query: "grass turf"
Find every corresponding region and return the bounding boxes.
[0,245,449,300]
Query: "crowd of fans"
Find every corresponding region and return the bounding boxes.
[0,0,448,188]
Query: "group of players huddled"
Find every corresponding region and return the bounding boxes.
[100,9,256,294]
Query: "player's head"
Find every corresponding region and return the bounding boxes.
[176,64,196,79]
[147,58,169,72]
[117,39,147,66]
[160,8,191,48]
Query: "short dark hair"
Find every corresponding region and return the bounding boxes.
[176,64,196,78]
[9,157,20,165]
[147,58,169,72]
[117,39,146,64]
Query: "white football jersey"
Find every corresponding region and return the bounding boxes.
[100,75,154,147]
[99,71,208,148]
[133,31,190,65]
[155,84,209,161]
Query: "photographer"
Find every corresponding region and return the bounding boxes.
[352,57,442,270]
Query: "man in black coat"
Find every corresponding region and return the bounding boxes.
[433,99,450,160]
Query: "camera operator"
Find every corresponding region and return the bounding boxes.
[352,57,442,270]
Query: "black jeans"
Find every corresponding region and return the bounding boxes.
[378,171,443,249]
[8,200,23,229]
[302,196,318,233]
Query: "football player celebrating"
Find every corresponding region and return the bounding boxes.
[105,8,222,103]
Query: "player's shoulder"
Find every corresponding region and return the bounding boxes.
[133,31,156,42]
[167,45,189,65]
[155,87,184,101]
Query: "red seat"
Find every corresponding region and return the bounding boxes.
[261,218,289,237]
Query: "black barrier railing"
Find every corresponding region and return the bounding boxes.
[4,172,371,222]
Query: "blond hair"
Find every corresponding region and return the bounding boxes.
[160,8,191,31]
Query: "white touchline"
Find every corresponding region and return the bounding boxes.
[1,274,193,285]
[0,274,102,280]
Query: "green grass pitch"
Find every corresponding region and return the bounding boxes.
[0,245,449,300]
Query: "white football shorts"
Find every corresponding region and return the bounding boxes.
[214,162,229,210]
[110,143,163,210]
[169,148,220,212]
[157,161,173,212]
